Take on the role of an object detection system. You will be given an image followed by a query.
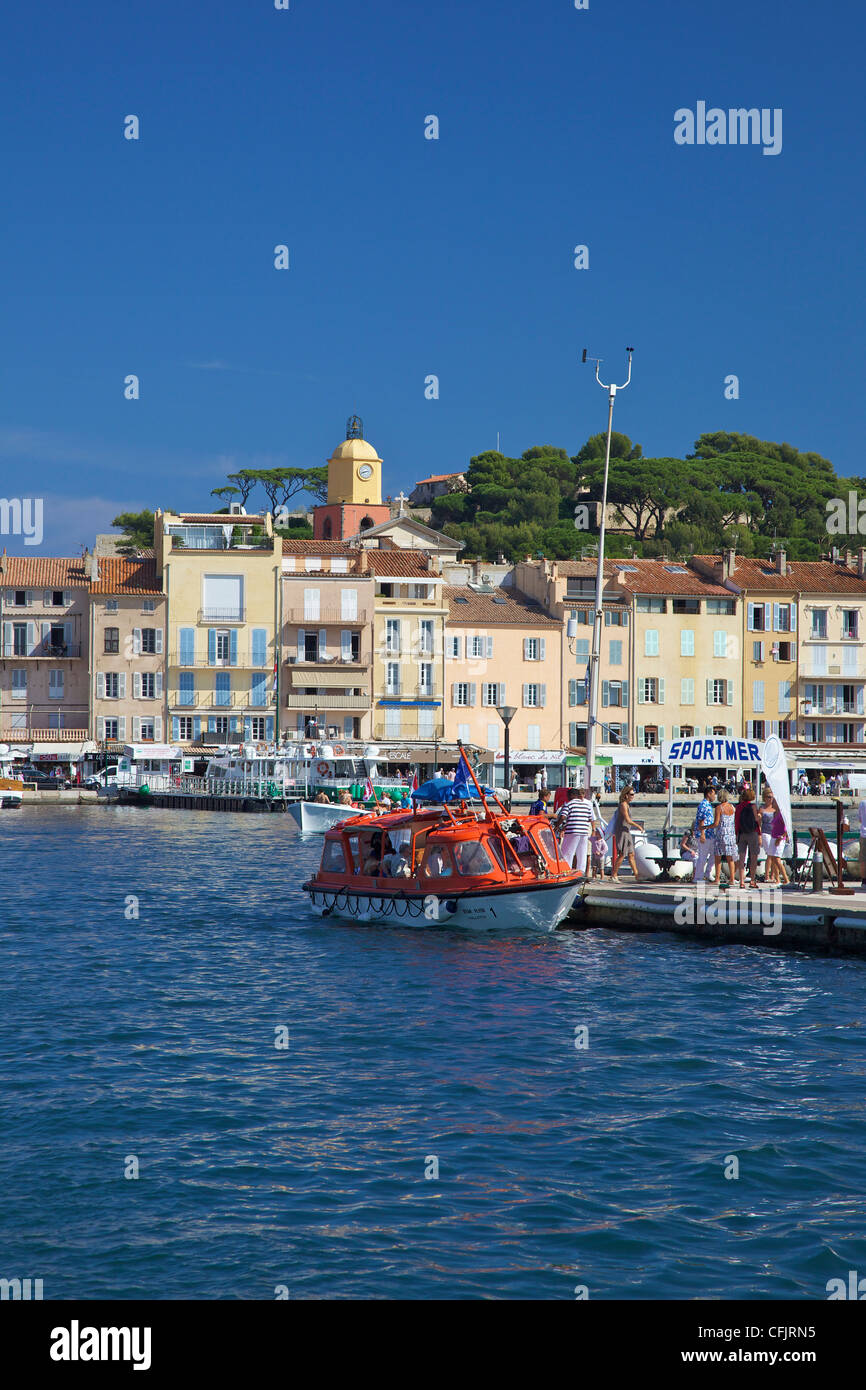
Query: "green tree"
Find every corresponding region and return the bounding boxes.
[111,510,154,552]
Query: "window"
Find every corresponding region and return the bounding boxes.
[457,722,471,742]
[105,599,118,614]
[679,724,694,737]
[774,602,794,632]
[778,720,792,739]
[419,620,434,656]
[178,672,195,706]
[141,672,156,699]
[11,669,26,699]
[304,556,322,571]
[713,631,728,659]
[645,629,659,657]
[9,713,26,731]
[526,724,541,750]
[412,583,433,600]
[447,634,462,659]
[386,662,401,695]
[202,574,243,620]
[753,679,765,713]
[709,679,727,705]
[104,718,119,740]
[602,680,626,708]
[842,610,859,640]
[142,599,155,614]
[753,640,765,662]
[52,590,64,606]
[672,598,700,614]
[453,682,471,707]
[751,720,766,739]
[523,684,542,707]
[303,587,320,622]
[569,678,587,706]
[707,598,736,616]
[574,638,590,663]
[636,597,666,614]
[604,609,628,626]
[178,716,194,740]
[468,634,491,659]
[568,722,587,748]
[418,708,435,739]
[386,618,401,655]
[776,641,793,661]
[141,628,157,654]
[576,608,591,625]
[681,677,695,705]
[638,677,659,704]
[303,631,319,662]
[482,682,504,707]
[486,722,499,750]
[341,588,358,620]
[13,623,27,656]
[104,627,119,653]
[609,639,622,665]
[49,670,64,699]
[680,630,695,657]
[418,662,434,696]
[384,707,402,738]
[811,608,828,640]
[523,638,545,661]
[321,839,347,873]
[13,590,26,606]
[214,672,231,707]
[251,717,266,739]
[453,841,496,876]
[105,672,119,699]
[748,603,768,632]
[641,725,658,747]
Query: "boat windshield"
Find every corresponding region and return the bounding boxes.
[421,845,454,879]
[534,826,559,862]
[321,839,347,873]
[452,840,496,876]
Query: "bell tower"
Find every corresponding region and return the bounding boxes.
[312,417,392,540]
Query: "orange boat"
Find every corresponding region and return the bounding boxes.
[303,772,583,930]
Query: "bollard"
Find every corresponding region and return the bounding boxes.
[813,852,823,893]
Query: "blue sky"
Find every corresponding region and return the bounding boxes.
[1,0,863,552]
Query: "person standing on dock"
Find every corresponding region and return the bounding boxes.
[713,790,739,888]
[557,788,594,875]
[610,787,641,882]
[693,785,718,884]
[735,786,760,890]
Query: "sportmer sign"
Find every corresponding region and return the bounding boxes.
[662,737,764,766]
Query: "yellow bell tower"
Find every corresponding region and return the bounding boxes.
[326,416,384,505]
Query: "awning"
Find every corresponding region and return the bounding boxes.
[122,744,182,760]
[290,668,367,689]
[30,742,97,760]
[493,749,565,765]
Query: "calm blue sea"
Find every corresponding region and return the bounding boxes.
[1,804,865,1300]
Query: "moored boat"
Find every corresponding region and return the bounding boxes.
[302,763,583,931]
[288,799,370,833]
[0,776,23,809]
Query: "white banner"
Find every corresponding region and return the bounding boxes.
[662,736,765,767]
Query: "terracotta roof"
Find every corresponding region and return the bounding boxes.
[607,559,733,598]
[692,555,866,594]
[1,557,89,587]
[414,473,464,485]
[445,586,560,627]
[177,513,268,525]
[367,551,438,578]
[89,558,162,596]
[280,540,362,555]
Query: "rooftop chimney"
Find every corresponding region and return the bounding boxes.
[775,548,787,577]
[859,548,866,580]
[0,548,6,578]
[722,547,737,580]
[89,550,100,582]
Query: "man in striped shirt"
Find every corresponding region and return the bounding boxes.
[557,788,595,874]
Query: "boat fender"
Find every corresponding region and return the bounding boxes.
[316,761,330,777]
[444,900,458,915]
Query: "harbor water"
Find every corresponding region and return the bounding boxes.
[1,805,865,1300]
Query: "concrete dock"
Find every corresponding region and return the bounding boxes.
[570,880,866,954]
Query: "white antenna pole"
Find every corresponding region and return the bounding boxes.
[582,347,634,792]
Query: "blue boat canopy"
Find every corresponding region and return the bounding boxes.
[411,776,494,803]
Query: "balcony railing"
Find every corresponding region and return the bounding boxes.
[0,727,88,741]
[284,608,369,625]
[169,652,269,668]
[197,609,245,624]
[284,693,370,710]
[1,643,82,659]
[285,655,368,668]
[169,691,273,710]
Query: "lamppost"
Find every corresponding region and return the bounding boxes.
[496,704,517,805]
[581,346,634,792]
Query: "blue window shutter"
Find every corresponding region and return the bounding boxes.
[266,716,274,740]
[230,629,238,666]
[179,628,195,664]
[252,628,267,665]
[230,716,239,732]
[208,716,216,732]
[208,629,216,665]
[622,679,629,708]
[244,717,253,740]
[602,680,610,707]
[193,716,201,739]
[172,716,180,740]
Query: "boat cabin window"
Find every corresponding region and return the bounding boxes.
[452,840,496,876]
[421,844,454,879]
[321,838,347,873]
[535,827,558,862]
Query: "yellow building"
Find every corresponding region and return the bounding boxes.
[442,582,562,784]
[368,550,447,743]
[312,418,391,541]
[154,509,281,745]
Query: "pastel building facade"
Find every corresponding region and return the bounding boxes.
[0,557,90,740]
[89,556,167,749]
[369,551,447,743]
[154,510,280,745]
[280,543,375,741]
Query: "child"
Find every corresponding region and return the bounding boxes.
[590,826,607,879]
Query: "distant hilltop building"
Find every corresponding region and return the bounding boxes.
[409,472,468,507]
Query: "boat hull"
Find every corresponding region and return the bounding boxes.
[305,878,581,931]
[1,792,22,808]
[288,800,368,833]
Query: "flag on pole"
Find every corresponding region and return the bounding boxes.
[363,777,374,801]
[411,769,419,793]
[451,751,472,800]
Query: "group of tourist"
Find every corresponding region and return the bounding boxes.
[682,784,789,888]
[528,783,642,882]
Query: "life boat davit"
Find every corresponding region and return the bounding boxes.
[302,768,583,931]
